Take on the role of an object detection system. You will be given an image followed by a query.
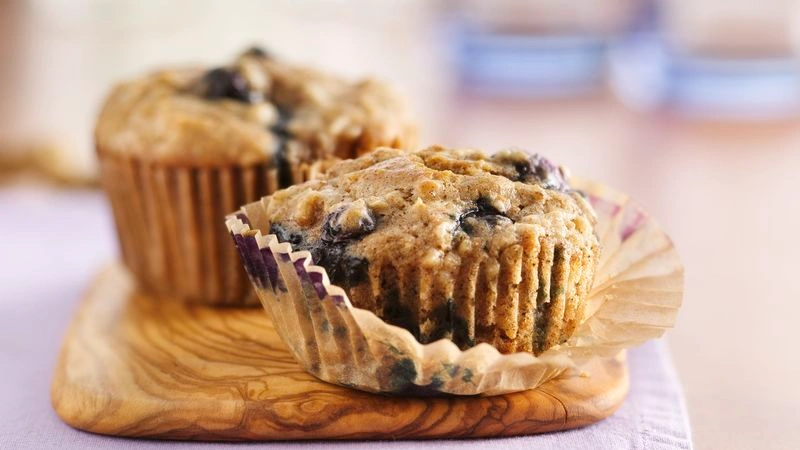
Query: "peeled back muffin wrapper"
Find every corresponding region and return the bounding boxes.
[225,178,683,395]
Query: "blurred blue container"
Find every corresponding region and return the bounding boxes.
[443,1,639,98]
[668,56,800,119]
[609,1,800,119]
[453,25,608,98]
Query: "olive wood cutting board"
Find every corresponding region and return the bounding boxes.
[51,263,628,440]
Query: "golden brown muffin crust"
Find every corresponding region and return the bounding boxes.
[95,49,417,167]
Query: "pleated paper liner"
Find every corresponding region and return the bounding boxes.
[98,150,321,306]
[225,179,683,395]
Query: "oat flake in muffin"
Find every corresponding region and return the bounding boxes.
[250,146,600,354]
[94,47,416,305]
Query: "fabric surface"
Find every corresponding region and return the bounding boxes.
[0,186,692,450]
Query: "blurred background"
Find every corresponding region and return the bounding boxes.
[1,1,799,448]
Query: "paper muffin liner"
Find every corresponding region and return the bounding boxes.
[226,179,683,395]
[98,150,312,306]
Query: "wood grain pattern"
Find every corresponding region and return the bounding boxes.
[51,264,629,441]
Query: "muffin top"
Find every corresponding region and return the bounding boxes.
[95,47,417,172]
[255,145,597,290]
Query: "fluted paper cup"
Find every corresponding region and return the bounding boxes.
[98,150,333,306]
[225,179,683,395]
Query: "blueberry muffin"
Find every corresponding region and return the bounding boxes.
[95,47,417,305]
[240,146,599,354]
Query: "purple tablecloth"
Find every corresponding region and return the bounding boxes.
[0,186,692,449]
